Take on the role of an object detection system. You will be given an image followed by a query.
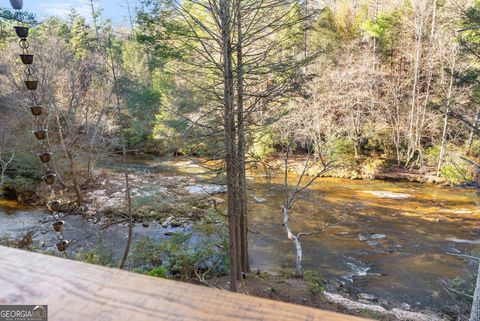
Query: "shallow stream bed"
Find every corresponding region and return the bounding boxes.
[1,156,479,312]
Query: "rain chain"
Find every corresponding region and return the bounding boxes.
[10,1,69,253]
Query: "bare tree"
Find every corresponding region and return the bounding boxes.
[472,258,480,321]
[0,128,16,187]
[89,0,134,269]
[147,0,313,289]
[280,139,332,277]
[437,44,458,176]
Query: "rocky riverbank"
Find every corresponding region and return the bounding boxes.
[81,168,217,227]
[264,154,448,184]
[25,159,229,231]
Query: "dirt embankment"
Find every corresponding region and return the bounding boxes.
[207,273,444,321]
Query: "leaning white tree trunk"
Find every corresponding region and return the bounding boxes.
[293,235,303,278]
[471,261,480,321]
[283,206,303,277]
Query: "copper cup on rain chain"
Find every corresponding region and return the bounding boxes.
[30,106,44,116]
[43,171,56,185]
[33,129,47,140]
[56,240,69,252]
[13,26,28,38]
[24,80,38,90]
[19,54,33,65]
[47,200,61,212]
[52,220,65,233]
[38,152,52,163]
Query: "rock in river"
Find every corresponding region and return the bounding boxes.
[357,293,377,301]
[364,191,411,199]
[370,234,386,239]
[358,234,367,242]
[186,184,227,195]
[162,216,173,227]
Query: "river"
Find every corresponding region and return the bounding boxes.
[0,156,478,312]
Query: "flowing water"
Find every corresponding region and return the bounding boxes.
[247,174,479,310]
[1,156,479,311]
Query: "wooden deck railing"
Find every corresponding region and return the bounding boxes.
[0,246,369,320]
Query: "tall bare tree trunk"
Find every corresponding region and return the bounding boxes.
[90,0,133,269]
[467,109,480,154]
[407,36,422,164]
[56,115,82,205]
[112,52,133,270]
[437,47,457,176]
[372,0,379,52]
[437,110,449,176]
[236,0,249,275]
[430,0,437,40]
[66,151,83,206]
[471,261,480,321]
[221,0,239,291]
[302,0,309,74]
[406,2,426,166]
[86,104,108,182]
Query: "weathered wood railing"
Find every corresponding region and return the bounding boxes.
[0,246,369,320]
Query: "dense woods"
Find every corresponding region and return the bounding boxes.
[2,0,480,320]
[2,0,480,189]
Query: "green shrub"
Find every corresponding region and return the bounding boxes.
[132,193,158,210]
[127,210,228,280]
[123,84,162,150]
[445,248,479,318]
[251,130,277,160]
[450,276,475,304]
[159,232,195,279]
[363,124,392,156]
[361,158,385,179]
[424,144,476,184]
[193,209,229,275]
[152,108,191,155]
[161,209,229,280]
[75,243,115,267]
[439,162,474,185]
[130,237,163,269]
[424,145,441,167]
[303,270,325,294]
[360,309,384,320]
[328,137,356,164]
[40,249,65,258]
[147,265,168,278]
[466,139,480,157]
[279,267,296,278]
[0,152,44,200]
[1,176,38,200]
[0,234,14,247]
[8,153,44,179]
